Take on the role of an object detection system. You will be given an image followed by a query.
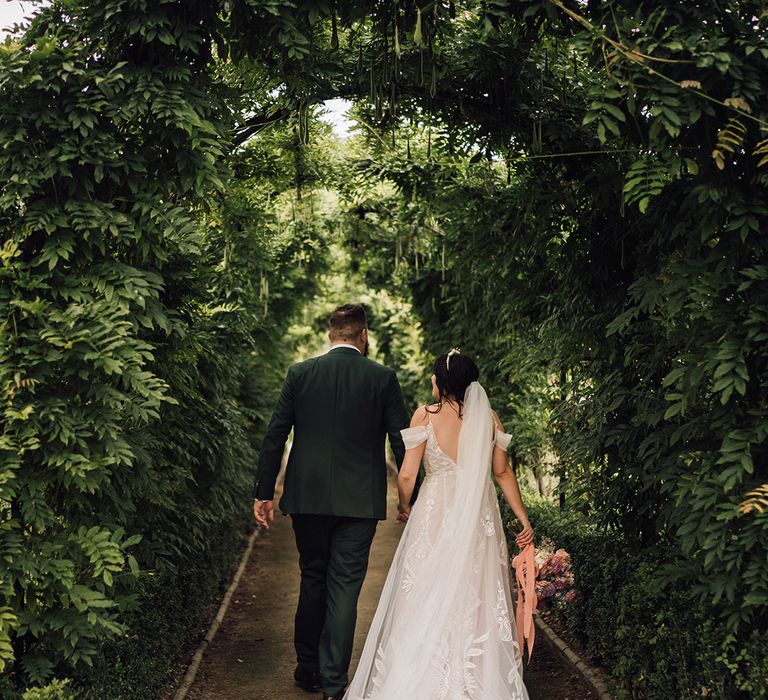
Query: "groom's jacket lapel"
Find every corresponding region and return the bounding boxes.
[253,347,409,520]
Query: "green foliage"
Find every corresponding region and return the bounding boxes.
[0,0,327,692]
[316,0,768,642]
[503,495,768,698]
[73,516,250,699]
[3,0,768,695]
[21,677,74,700]
[0,0,224,681]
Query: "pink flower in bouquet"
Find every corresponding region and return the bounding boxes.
[535,585,554,610]
[565,589,577,603]
[533,543,575,608]
[554,549,571,565]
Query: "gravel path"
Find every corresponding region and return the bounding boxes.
[178,476,597,700]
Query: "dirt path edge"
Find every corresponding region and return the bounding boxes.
[533,614,615,700]
[172,526,261,700]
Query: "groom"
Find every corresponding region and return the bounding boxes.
[253,304,410,700]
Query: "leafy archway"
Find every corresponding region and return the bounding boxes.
[1,0,767,696]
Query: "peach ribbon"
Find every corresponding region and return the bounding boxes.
[511,541,537,664]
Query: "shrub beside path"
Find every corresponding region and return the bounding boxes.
[169,476,597,700]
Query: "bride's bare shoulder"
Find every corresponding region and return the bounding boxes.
[410,405,431,426]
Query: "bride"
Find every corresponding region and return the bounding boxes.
[344,349,535,700]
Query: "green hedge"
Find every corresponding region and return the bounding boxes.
[72,515,251,699]
[3,517,249,700]
[501,492,768,699]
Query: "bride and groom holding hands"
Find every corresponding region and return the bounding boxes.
[253,304,535,699]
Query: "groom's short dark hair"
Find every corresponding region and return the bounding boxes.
[329,304,367,341]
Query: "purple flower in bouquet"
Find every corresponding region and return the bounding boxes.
[548,557,565,575]
[565,589,577,604]
[534,545,575,610]
[536,581,557,600]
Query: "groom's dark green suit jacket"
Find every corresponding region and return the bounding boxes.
[253,346,410,520]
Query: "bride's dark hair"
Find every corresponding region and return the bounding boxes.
[427,352,480,418]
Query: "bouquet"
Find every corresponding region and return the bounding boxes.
[533,537,576,610]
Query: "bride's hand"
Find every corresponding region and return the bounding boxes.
[515,520,534,548]
[396,503,410,524]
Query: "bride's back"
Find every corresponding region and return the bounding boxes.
[423,403,463,463]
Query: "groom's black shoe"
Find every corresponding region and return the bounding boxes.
[293,664,322,692]
[322,692,345,700]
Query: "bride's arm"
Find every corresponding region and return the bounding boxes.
[397,407,428,518]
[491,411,534,547]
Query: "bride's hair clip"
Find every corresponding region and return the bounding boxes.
[446,347,461,370]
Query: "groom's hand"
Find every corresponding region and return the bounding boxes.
[254,499,275,529]
[396,503,410,524]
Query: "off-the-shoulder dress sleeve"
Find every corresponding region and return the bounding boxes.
[490,410,513,452]
[400,425,428,450]
[494,428,513,452]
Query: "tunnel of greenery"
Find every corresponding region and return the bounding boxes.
[1,0,767,697]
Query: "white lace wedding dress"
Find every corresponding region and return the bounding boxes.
[344,382,530,700]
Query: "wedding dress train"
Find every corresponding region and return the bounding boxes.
[344,382,530,700]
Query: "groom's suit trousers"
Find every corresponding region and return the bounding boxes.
[291,513,378,696]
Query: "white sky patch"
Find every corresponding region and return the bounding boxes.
[318,98,355,139]
[0,0,41,37]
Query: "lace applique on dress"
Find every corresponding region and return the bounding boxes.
[400,421,455,595]
[494,579,514,642]
[480,509,495,537]
[424,421,459,476]
[431,578,487,698]
[401,493,435,594]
